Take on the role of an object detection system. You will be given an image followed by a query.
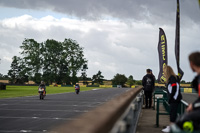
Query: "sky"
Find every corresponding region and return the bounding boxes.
[0,0,200,82]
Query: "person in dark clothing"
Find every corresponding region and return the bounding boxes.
[187,52,200,112]
[150,69,156,82]
[142,69,155,109]
[162,65,182,133]
[174,52,200,132]
[150,69,156,107]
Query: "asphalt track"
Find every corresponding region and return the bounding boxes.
[0,88,130,133]
[0,88,198,133]
[182,92,198,104]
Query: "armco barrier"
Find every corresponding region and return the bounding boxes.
[61,85,74,87]
[181,88,196,93]
[87,85,99,87]
[99,85,113,88]
[52,87,143,133]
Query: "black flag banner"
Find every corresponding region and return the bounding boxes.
[199,0,200,8]
[175,0,184,80]
[158,28,167,83]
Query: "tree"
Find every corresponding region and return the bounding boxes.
[92,71,104,85]
[8,56,29,84]
[8,56,21,83]
[0,74,9,80]
[126,75,135,87]
[135,80,142,85]
[79,64,88,85]
[112,74,127,87]
[0,73,3,79]
[42,39,87,84]
[42,39,63,84]
[20,39,42,77]
[180,80,186,84]
[18,38,88,85]
[62,39,87,84]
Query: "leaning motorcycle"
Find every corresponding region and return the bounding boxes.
[38,88,45,100]
[75,85,80,94]
[75,89,80,94]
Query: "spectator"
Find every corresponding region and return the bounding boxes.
[150,69,156,107]
[175,51,200,131]
[162,65,182,132]
[150,69,156,82]
[142,69,155,109]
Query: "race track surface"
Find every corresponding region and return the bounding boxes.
[182,92,198,104]
[0,88,130,133]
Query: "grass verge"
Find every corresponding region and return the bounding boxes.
[0,86,100,99]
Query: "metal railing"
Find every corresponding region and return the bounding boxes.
[52,87,143,133]
[154,87,189,127]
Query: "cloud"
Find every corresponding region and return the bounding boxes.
[0,0,200,25]
[0,0,200,82]
[3,56,12,62]
[0,15,161,80]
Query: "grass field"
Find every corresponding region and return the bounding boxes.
[0,86,100,99]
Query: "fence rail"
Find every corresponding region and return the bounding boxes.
[154,88,189,127]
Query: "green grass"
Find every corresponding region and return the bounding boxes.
[0,86,100,99]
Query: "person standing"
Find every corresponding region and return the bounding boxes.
[142,69,155,109]
[150,69,156,107]
[150,69,156,82]
[162,65,182,132]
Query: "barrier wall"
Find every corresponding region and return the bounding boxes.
[99,85,113,88]
[181,88,196,93]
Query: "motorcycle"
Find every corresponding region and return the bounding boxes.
[38,88,46,100]
[75,84,80,94]
[75,88,80,94]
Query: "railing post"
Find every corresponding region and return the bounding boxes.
[156,97,160,127]
[153,93,156,110]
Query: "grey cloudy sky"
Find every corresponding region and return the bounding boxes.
[0,0,200,81]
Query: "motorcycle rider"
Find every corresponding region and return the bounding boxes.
[75,83,80,94]
[38,81,46,95]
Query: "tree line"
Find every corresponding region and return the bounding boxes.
[1,38,147,86]
[7,38,87,85]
